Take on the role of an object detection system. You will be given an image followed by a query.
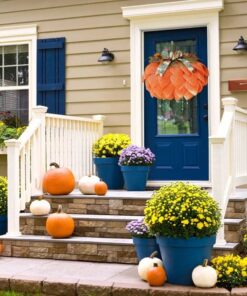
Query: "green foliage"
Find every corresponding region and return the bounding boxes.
[0,121,26,148]
[92,133,131,157]
[0,176,7,215]
[211,254,247,290]
[144,182,221,238]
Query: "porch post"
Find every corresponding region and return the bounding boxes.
[5,139,21,236]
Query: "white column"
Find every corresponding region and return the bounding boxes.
[92,114,105,137]
[5,139,21,236]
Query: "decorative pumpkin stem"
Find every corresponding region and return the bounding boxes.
[203,259,208,267]
[57,205,63,213]
[50,162,60,168]
[153,263,158,267]
[38,195,44,201]
[150,251,158,258]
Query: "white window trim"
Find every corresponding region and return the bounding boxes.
[122,0,223,184]
[0,25,37,121]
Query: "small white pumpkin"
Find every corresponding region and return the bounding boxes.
[78,175,100,195]
[30,197,51,216]
[192,259,217,288]
[138,251,163,281]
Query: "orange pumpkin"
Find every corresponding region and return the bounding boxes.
[46,205,75,238]
[147,263,167,286]
[42,162,75,195]
[0,244,4,254]
[95,181,108,196]
[143,57,208,101]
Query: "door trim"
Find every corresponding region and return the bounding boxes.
[122,0,223,182]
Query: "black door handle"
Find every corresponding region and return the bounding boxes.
[203,114,208,121]
[203,104,208,110]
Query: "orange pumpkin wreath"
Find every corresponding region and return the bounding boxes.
[143,50,209,101]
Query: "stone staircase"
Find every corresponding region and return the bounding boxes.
[0,189,246,263]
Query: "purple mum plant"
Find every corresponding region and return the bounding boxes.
[119,145,155,166]
[126,219,153,238]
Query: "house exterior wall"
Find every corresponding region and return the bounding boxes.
[0,0,246,133]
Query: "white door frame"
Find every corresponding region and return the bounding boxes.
[122,0,223,186]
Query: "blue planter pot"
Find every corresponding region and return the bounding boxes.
[93,157,124,189]
[0,214,7,235]
[120,166,150,191]
[133,237,161,261]
[156,235,216,285]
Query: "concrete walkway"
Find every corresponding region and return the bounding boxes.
[0,257,246,295]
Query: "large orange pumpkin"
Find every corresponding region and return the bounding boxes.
[143,53,208,101]
[42,162,75,195]
[95,181,108,196]
[46,205,75,238]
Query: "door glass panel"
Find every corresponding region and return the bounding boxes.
[156,40,198,135]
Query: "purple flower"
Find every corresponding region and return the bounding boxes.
[126,219,153,238]
[119,145,155,166]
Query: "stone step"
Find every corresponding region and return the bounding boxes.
[20,213,142,238]
[29,190,152,216]
[0,234,240,264]
[0,234,137,264]
[224,218,245,243]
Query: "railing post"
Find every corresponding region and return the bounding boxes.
[32,106,48,192]
[92,114,105,137]
[5,139,21,236]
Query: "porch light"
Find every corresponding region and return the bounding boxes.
[98,48,114,63]
[233,36,247,52]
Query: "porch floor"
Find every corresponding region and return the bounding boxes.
[0,257,244,295]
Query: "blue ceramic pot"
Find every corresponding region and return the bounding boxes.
[133,237,161,261]
[0,214,7,235]
[93,157,124,189]
[156,235,216,285]
[120,166,150,191]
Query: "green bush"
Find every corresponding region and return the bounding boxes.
[0,176,7,215]
[0,121,26,148]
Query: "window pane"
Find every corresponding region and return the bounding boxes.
[157,98,198,135]
[4,67,17,86]
[0,48,2,66]
[4,45,16,65]
[0,90,29,125]
[18,44,28,64]
[0,68,2,86]
[18,66,28,85]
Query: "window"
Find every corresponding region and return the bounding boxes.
[0,44,29,125]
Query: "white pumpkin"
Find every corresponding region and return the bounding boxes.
[192,259,217,288]
[78,175,100,194]
[30,198,51,216]
[138,252,163,281]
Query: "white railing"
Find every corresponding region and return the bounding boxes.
[5,106,104,236]
[210,97,247,245]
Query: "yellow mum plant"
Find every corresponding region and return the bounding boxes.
[144,182,221,239]
[211,254,247,290]
[93,133,131,158]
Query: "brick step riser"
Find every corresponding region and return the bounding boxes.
[0,239,238,264]
[28,197,147,216]
[20,217,132,239]
[224,222,246,243]
[0,240,137,264]
[225,200,247,219]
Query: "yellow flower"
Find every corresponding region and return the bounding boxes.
[181,219,189,225]
[197,222,204,229]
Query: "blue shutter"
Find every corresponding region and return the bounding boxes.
[37,37,65,115]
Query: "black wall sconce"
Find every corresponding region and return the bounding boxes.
[98,48,114,63]
[233,36,247,52]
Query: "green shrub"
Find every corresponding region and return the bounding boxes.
[0,176,7,215]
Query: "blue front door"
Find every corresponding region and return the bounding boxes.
[144,27,208,181]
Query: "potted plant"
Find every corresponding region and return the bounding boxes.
[92,133,130,189]
[0,176,7,235]
[144,182,221,285]
[119,145,155,191]
[126,218,161,261]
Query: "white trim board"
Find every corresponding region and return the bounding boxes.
[122,0,223,183]
[0,24,37,120]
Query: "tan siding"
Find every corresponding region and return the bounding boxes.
[0,0,246,133]
[220,0,247,108]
